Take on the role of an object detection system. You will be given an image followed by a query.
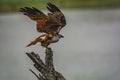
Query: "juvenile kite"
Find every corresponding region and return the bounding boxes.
[20,2,66,47]
[20,2,66,35]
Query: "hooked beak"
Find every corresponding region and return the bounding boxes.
[59,34,64,38]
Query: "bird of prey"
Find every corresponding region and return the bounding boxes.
[20,2,66,35]
[26,33,64,47]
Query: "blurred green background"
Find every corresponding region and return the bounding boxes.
[0,0,120,12]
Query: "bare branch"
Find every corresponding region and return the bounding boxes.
[45,47,55,72]
[26,47,65,80]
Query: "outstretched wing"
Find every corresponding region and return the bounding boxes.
[20,7,48,32]
[20,2,66,34]
[46,2,66,33]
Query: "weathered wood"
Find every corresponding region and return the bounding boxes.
[26,47,65,80]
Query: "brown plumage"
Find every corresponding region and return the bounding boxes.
[27,33,64,47]
[20,2,66,35]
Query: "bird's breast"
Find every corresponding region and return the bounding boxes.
[51,36,59,43]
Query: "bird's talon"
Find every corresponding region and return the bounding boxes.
[45,47,52,54]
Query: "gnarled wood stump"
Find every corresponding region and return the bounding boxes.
[26,47,65,80]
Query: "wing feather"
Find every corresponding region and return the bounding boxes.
[46,2,66,33]
[20,7,48,32]
[20,2,66,34]
[47,2,61,13]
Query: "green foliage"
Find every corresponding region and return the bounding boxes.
[0,0,120,12]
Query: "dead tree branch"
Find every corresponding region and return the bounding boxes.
[26,47,65,80]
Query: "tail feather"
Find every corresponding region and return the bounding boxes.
[26,36,43,47]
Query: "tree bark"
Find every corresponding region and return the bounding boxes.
[26,47,65,80]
